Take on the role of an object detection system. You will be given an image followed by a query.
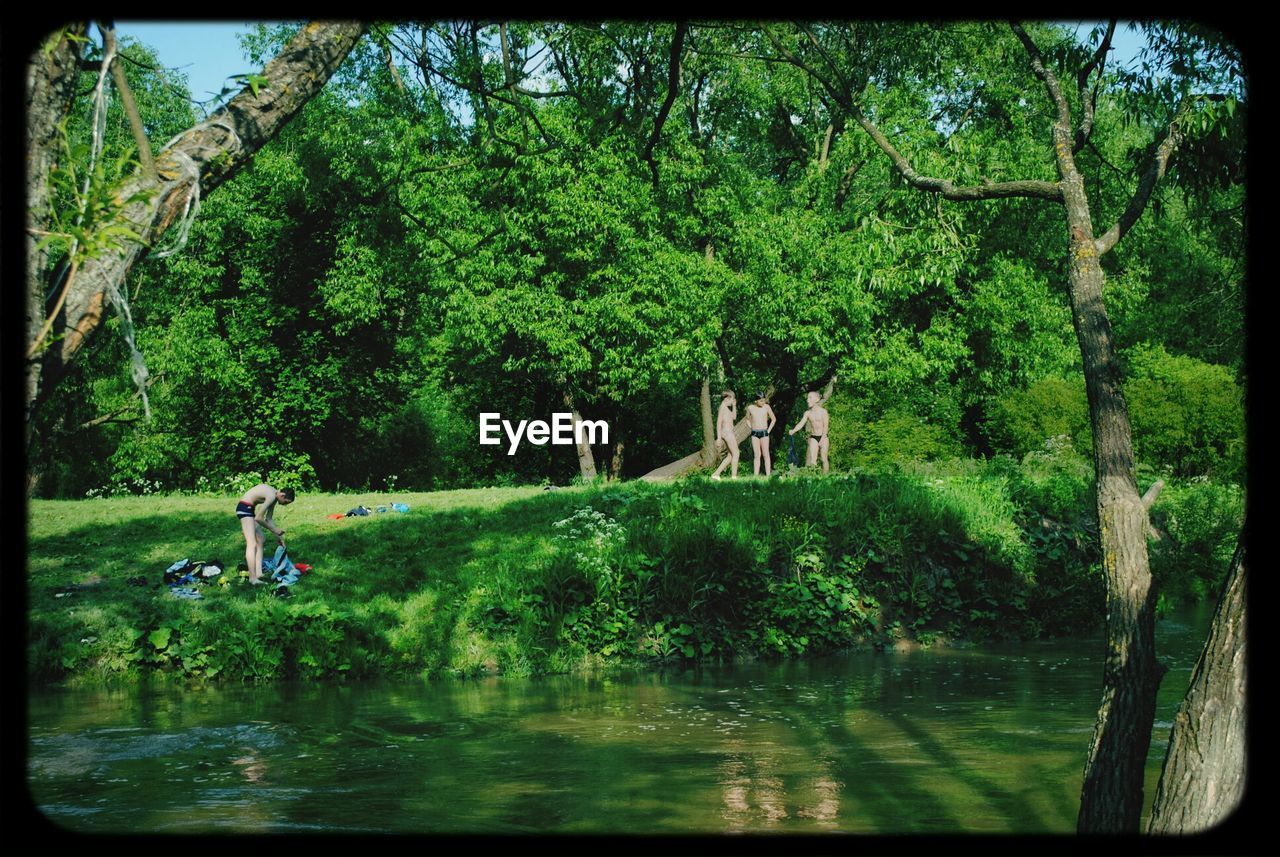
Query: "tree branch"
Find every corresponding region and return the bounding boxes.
[797,22,852,99]
[100,23,157,180]
[641,21,689,187]
[848,107,1063,201]
[1075,20,1115,152]
[1010,23,1073,130]
[1142,479,1165,510]
[75,373,163,431]
[762,23,1060,202]
[35,22,367,404]
[1093,108,1186,256]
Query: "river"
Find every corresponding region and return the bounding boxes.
[27,604,1214,834]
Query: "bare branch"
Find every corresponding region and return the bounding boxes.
[1080,21,1116,84]
[1010,22,1073,130]
[798,23,852,99]
[760,22,1061,202]
[819,122,835,169]
[370,25,408,95]
[1142,479,1165,510]
[101,23,157,179]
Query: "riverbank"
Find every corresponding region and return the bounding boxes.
[26,462,1242,685]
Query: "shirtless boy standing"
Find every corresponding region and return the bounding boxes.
[746,392,777,477]
[237,483,295,584]
[710,390,740,480]
[789,390,831,474]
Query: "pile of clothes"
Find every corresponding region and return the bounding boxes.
[163,549,313,599]
[163,558,226,600]
[261,545,313,592]
[327,502,410,520]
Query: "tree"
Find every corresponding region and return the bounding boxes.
[24,21,367,491]
[1146,529,1246,833]
[753,20,1244,831]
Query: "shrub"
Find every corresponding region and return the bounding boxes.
[1123,344,1245,481]
[1009,435,1095,521]
[984,377,1090,459]
[987,346,1245,483]
[847,406,963,467]
[1150,478,1245,604]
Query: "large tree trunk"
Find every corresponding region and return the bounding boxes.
[1147,532,1247,833]
[25,22,367,467]
[1054,116,1163,838]
[760,20,1192,835]
[25,24,88,457]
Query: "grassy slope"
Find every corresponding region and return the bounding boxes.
[29,486,583,679]
[25,472,1127,684]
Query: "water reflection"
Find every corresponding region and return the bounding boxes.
[28,607,1214,834]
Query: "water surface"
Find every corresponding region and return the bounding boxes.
[28,606,1213,834]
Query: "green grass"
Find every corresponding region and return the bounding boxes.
[27,468,1240,686]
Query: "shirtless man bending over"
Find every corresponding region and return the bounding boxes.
[236,483,295,584]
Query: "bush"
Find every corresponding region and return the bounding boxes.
[1009,435,1095,521]
[986,346,1245,483]
[1123,344,1245,482]
[984,377,1090,459]
[1150,478,1245,604]
[846,406,963,467]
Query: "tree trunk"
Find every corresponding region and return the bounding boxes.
[640,387,774,480]
[1147,531,1247,833]
[699,374,716,467]
[1056,125,1163,837]
[609,436,625,482]
[562,392,598,481]
[25,22,367,449]
[765,20,1188,835]
[25,24,88,456]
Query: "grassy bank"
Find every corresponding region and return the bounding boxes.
[26,461,1243,685]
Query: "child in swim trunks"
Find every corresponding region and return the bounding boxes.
[237,483,295,584]
[746,392,777,477]
[789,390,831,474]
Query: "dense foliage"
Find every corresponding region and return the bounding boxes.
[26,21,1245,502]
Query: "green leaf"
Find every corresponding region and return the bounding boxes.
[149,626,173,650]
